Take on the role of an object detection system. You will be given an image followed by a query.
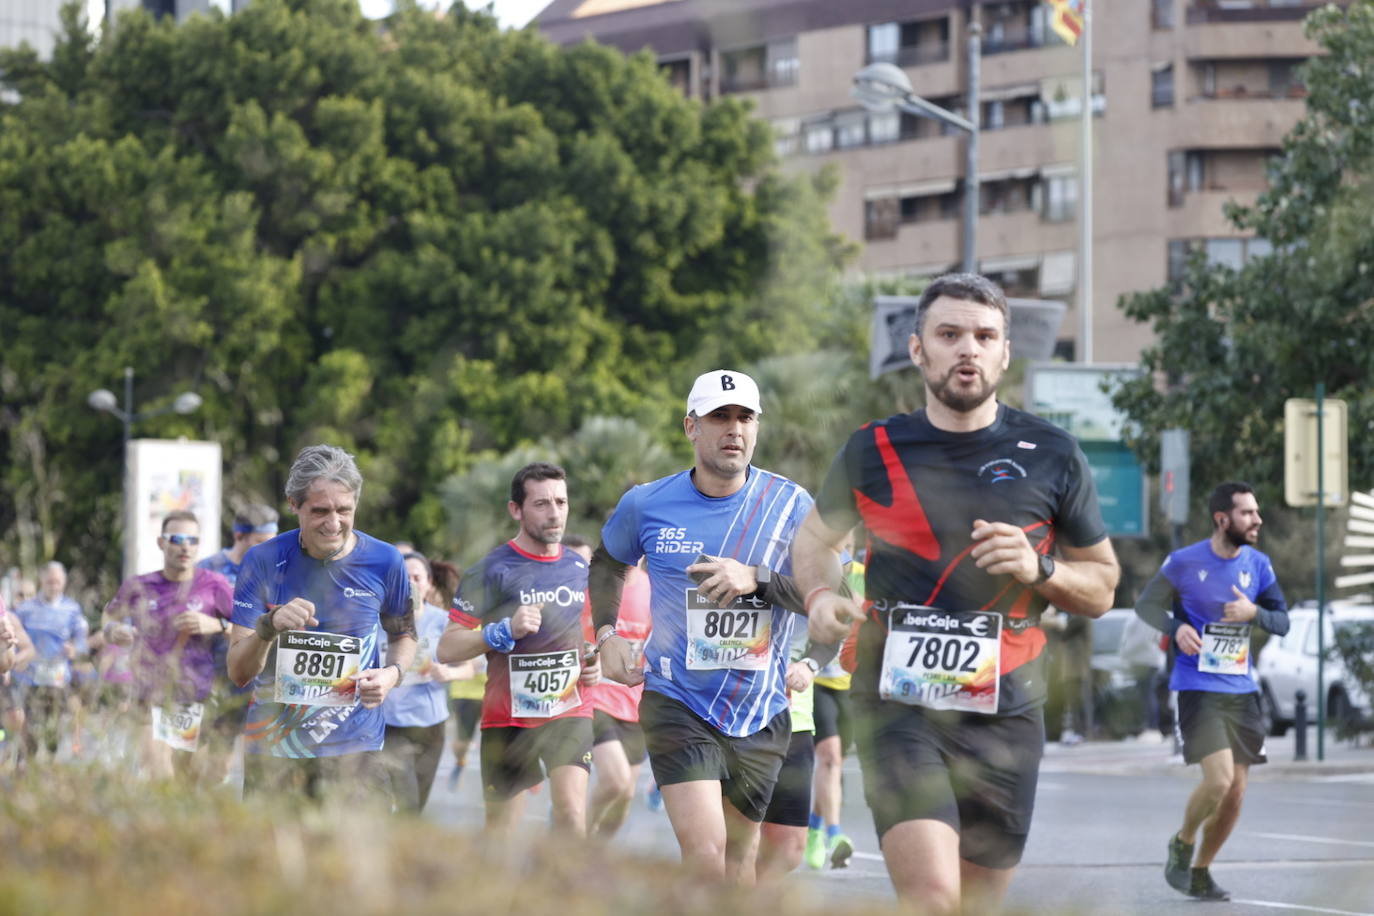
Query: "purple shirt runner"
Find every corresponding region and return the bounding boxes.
[103,568,233,703]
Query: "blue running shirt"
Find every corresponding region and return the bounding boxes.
[600,466,812,738]
[1163,539,1283,694]
[381,602,451,729]
[231,530,411,758]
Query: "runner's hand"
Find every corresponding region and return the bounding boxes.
[785,661,815,692]
[511,604,542,638]
[109,624,137,647]
[1221,586,1257,623]
[271,597,318,631]
[970,519,1039,584]
[809,591,860,644]
[354,664,401,708]
[685,556,758,608]
[0,616,14,649]
[580,649,601,687]
[599,633,644,687]
[1175,624,1202,655]
[62,640,77,659]
[172,611,216,636]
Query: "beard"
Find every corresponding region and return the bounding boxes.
[925,362,1000,414]
[527,523,564,545]
[1223,523,1258,549]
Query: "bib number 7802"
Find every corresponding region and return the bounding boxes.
[879,606,1001,715]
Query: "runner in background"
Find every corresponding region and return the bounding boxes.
[0,597,36,766]
[103,512,234,781]
[13,562,88,761]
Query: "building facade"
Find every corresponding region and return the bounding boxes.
[535,0,1324,362]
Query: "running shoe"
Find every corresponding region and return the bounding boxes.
[1165,833,1194,894]
[803,828,826,871]
[646,786,663,812]
[827,833,854,870]
[1187,867,1230,901]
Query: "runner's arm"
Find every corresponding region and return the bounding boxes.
[382,632,417,673]
[1254,583,1289,637]
[11,614,35,670]
[1134,571,1179,637]
[227,624,271,686]
[437,620,490,663]
[589,543,630,636]
[802,638,840,669]
[1029,539,1119,619]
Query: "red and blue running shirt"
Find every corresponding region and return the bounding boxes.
[815,405,1107,715]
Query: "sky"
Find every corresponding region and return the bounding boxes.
[357,0,548,27]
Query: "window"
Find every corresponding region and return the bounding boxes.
[865,198,899,240]
[803,120,833,154]
[1268,59,1305,97]
[1167,240,1191,287]
[1152,64,1174,108]
[867,22,900,64]
[867,18,951,65]
[869,110,900,144]
[721,39,798,93]
[984,100,1005,130]
[1043,175,1078,222]
[835,111,868,149]
[769,38,800,88]
[660,58,692,96]
[1152,0,1175,29]
[1204,238,1245,271]
[1168,236,1275,285]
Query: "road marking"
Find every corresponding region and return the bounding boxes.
[1252,832,1374,849]
[1232,900,1374,916]
[853,851,884,862]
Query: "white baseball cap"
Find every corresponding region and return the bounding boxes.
[686,369,763,417]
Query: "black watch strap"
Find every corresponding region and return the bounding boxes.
[254,612,278,643]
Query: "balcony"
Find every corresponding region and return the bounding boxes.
[1186,1,1328,24]
[862,219,962,273]
[1183,20,1320,59]
[1177,95,1304,146]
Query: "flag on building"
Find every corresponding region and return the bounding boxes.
[1044,0,1085,46]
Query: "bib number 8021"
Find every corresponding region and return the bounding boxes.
[905,635,980,673]
[702,610,760,640]
[293,652,346,679]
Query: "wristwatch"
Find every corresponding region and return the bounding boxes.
[1035,553,1056,585]
[800,657,820,675]
[753,562,773,601]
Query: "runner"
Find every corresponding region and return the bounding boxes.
[12,562,88,760]
[806,530,862,870]
[591,369,814,882]
[227,445,416,804]
[102,513,234,781]
[585,562,652,838]
[794,273,1119,914]
[437,462,598,835]
[381,551,461,813]
[0,596,36,766]
[1135,481,1289,901]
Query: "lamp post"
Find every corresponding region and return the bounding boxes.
[853,21,982,274]
[87,367,203,575]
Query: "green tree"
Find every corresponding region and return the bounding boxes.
[0,0,849,591]
[1110,2,1374,506]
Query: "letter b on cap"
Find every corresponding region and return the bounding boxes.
[720,374,735,391]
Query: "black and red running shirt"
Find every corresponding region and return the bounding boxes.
[815,404,1108,715]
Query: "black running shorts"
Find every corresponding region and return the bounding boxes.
[1177,690,1267,766]
[763,729,816,827]
[855,700,1044,869]
[480,716,594,802]
[592,709,647,765]
[639,690,790,823]
[813,683,853,747]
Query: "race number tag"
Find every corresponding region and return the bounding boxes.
[684,589,772,671]
[510,650,581,718]
[274,630,362,707]
[31,658,69,688]
[1199,622,1250,675]
[879,606,1001,715]
[151,701,204,753]
[400,635,435,688]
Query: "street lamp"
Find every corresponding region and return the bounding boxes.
[87,366,202,444]
[852,22,982,274]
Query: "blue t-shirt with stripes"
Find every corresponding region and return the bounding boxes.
[600,466,812,738]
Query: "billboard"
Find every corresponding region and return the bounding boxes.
[124,439,222,579]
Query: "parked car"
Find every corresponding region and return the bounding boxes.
[1089,608,1159,739]
[1255,602,1374,737]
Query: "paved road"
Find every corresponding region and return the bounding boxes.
[425,728,1374,915]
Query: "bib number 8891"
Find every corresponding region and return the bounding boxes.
[293,652,345,679]
[906,636,979,673]
[702,610,760,639]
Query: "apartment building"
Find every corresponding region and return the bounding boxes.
[534,0,1324,362]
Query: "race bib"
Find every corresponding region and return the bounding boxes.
[151,701,204,753]
[510,649,581,718]
[684,589,772,671]
[274,630,362,707]
[400,636,434,688]
[32,658,68,688]
[879,606,1001,715]
[1199,622,1250,675]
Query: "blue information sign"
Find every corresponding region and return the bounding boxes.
[1080,440,1148,538]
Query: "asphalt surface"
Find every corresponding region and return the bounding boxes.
[424,726,1374,915]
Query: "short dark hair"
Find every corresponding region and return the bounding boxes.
[914,272,1010,336]
[161,510,200,533]
[1208,482,1255,523]
[510,462,567,507]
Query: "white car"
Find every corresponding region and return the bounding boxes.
[1255,601,1374,736]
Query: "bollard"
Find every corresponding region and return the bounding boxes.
[1294,689,1308,761]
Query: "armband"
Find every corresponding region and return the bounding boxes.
[595,627,620,652]
[483,618,517,653]
[254,612,278,643]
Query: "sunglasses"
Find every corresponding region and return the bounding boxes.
[164,533,200,546]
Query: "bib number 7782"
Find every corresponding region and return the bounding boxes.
[879,606,1001,715]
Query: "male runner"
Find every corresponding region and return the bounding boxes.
[592,369,815,882]
[14,562,89,759]
[437,462,598,835]
[103,514,234,780]
[228,445,416,803]
[1136,481,1288,901]
[199,505,280,584]
[795,273,1119,914]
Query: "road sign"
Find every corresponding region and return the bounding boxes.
[1081,440,1148,538]
[1336,489,1374,591]
[1284,397,1347,508]
[1159,428,1189,526]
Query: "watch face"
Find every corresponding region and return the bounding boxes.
[1039,554,1055,582]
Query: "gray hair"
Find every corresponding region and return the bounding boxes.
[41,561,66,577]
[285,445,363,507]
[234,503,280,528]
